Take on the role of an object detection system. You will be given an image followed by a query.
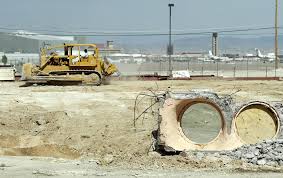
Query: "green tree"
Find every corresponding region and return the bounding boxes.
[2,55,7,65]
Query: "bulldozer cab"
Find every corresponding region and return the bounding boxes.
[41,44,100,68]
[65,44,98,58]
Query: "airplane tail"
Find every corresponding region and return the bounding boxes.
[208,50,213,57]
[255,48,262,57]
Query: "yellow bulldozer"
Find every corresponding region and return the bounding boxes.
[22,43,118,86]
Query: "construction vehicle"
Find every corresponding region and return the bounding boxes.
[22,44,118,86]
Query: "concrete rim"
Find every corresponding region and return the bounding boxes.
[232,101,281,144]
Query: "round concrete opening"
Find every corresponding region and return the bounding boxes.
[181,103,222,143]
[235,103,279,144]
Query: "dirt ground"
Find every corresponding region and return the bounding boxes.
[0,80,283,177]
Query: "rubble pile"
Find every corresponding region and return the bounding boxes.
[222,139,283,166]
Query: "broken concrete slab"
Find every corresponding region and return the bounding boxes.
[156,91,282,152]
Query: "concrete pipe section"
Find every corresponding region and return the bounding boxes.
[233,102,280,144]
[157,92,282,152]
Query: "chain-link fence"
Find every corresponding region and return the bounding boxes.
[6,55,283,78]
[115,58,283,78]
[6,58,39,73]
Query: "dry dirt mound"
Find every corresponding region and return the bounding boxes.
[0,109,81,159]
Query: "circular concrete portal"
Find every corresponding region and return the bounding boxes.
[180,103,222,144]
[235,103,280,144]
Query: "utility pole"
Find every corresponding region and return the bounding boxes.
[275,0,279,69]
[168,3,174,77]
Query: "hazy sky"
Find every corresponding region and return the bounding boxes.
[0,0,280,33]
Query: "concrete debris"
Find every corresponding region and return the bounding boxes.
[221,139,283,166]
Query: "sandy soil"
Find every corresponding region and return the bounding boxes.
[0,80,283,176]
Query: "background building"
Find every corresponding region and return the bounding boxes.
[0,31,76,53]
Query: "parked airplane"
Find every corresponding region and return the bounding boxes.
[255,48,275,62]
[208,51,233,62]
[108,53,147,64]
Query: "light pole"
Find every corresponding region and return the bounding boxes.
[275,0,279,70]
[168,3,174,77]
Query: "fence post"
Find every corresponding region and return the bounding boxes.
[275,63,277,77]
[216,61,219,77]
[246,58,249,78]
[159,59,161,72]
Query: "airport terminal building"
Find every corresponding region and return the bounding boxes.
[0,31,76,53]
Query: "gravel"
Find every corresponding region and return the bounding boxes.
[221,139,283,166]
